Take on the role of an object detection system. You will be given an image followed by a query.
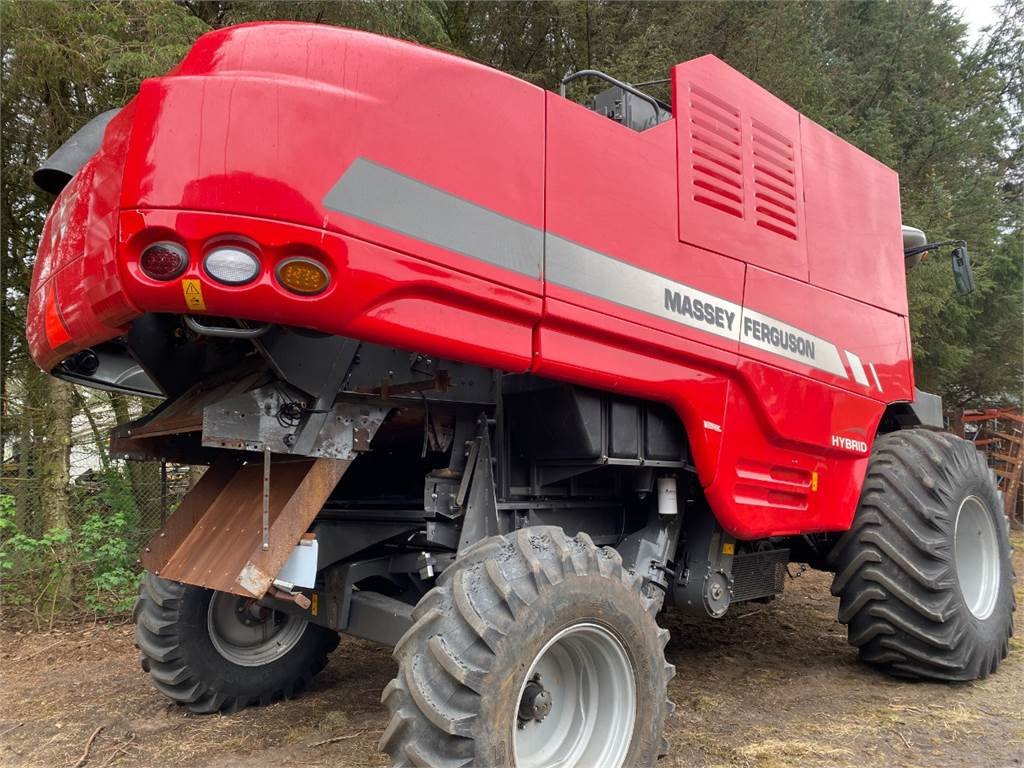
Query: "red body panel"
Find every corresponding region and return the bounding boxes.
[674,55,808,282]
[26,22,917,539]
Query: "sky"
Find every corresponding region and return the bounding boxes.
[949,0,1001,41]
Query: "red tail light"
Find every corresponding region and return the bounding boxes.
[140,241,188,280]
[44,282,72,351]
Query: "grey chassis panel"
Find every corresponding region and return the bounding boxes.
[201,386,389,460]
[344,591,414,647]
[909,388,944,428]
[885,388,944,429]
[55,343,162,398]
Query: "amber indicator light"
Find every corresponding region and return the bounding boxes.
[276,257,330,295]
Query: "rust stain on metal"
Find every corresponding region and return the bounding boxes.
[352,427,371,452]
[128,369,264,439]
[140,458,241,573]
[237,562,271,597]
[144,456,350,597]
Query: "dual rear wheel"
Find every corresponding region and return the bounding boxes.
[135,527,673,767]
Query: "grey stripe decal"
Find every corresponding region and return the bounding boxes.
[546,234,742,342]
[325,158,852,382]
[740,307,848,379]
[546,234,848,379]
[845,350,870,386]
[323,158,543,279]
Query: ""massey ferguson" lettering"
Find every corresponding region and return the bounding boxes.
[743,316,816,361]
[664,289,736,332]
[831,435,868,452]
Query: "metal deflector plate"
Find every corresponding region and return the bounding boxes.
[140,456,349,598]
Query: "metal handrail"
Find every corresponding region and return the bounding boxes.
[559,69,663,120]
[184,315,271,339]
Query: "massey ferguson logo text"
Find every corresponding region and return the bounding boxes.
[832,435,868,452]
[742,316,816,361]
[664,289,736,332]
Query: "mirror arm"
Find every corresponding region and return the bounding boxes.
[904,239,965,259]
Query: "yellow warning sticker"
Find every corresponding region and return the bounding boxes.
[811,471,819,492]
[181,279,206,311]
[722,542,734,556]
[310,592,318,617]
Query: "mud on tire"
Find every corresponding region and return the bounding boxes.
[134,571,339,713]
[830,429,1016,681]
[379,526,675,767]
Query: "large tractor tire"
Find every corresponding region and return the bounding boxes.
[134,571,339,713]
[830,429,1015,681]
[380,526,675,767]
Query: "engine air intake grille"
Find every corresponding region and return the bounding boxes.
[751,119,799,240]
[686,90,801,242]
[688,85,743,219]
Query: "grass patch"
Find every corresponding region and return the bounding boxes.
[735,738,853,767]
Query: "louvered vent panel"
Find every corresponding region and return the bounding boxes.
[688,85,743,219]
[751,118,798,240]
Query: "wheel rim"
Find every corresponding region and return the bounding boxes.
[207,592,308,666]
[953,495,1001,620]
[513,622,636,768]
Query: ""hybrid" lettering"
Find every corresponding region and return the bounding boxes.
[831,435,868,452]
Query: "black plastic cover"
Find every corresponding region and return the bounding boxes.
[33,108,120,195]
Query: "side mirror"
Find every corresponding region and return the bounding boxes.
[951,244,975,295]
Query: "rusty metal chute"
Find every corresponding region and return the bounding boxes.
[141,456,350,598]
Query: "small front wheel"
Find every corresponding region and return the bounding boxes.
[380,527,675,767]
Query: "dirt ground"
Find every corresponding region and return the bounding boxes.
[2,536,1022,768]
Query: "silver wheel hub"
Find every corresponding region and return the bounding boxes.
[513,622,636,768]
[953,495,1001,620]
[207,592,308,666]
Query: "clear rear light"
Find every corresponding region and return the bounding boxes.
[140,242,188,280]
[204,245,260,286]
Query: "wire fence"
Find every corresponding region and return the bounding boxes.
[0,391,202,623]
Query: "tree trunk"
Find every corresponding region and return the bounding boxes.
[36,375,75,611]
[108,393,161,524]
[14,367,37,535]
[74,390,110,471]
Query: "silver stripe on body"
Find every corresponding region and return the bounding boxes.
[547,234,847,379]
[845,350,869,387]
[323,157,543,279]
[868,362,883,391]
[325,157,865,386]
[545,234,742,342]
[740,307,848,379]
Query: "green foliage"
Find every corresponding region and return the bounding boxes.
[0,469,147,617]
[0,494,72,610]
[75,469,143,613]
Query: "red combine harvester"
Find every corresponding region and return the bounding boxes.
[27,22,1014,766]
